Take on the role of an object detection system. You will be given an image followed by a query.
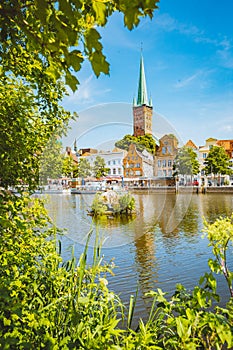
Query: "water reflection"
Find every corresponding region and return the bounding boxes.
[43,192,233,319]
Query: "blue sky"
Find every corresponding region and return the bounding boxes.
[62,0,233,150]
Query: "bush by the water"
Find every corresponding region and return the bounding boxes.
[1,190,233,349]
[91,190,136,216]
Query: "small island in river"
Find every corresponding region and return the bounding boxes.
[89,188,136,217]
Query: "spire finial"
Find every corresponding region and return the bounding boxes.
[140,42,143,53]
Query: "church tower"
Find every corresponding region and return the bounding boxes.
[133,54,153,137]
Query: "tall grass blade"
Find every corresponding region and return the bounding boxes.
[77,228,93,298]
[127,285,138,329]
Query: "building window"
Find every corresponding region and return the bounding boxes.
[162,160,166,167]
[167,146,172,154]
[163,170,167,177]
[168,160,172,167]
[167,169,172,177]
[203,153,207,159]
[135,170,141,176]
[118,168,121,174]
[108,161,111,165]
[158,160,161,167]
[162,146,166,154]
[108,169,111,175]
[136,163,140,168]
[113,160,116,165]
[113,168,116,175]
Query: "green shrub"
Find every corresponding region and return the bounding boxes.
[118,193,136,213]
[91,192,108,216]
[91,191,136,216]
[0,191,124,349]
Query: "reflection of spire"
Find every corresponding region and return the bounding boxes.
[137,54,149,106]
[133,196,158,301]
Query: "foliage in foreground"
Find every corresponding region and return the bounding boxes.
[0,0,160,91]
[0,75,72,191]
[1,191,233,349]
[0,191,123,349]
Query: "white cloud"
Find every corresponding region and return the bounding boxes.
[220,124,233,132]
[63,74,111,108]
[155,13,204,37]
[174,71,202,88]
[154,13,178,32]
[156,13,233,69]
[217,47,233,69]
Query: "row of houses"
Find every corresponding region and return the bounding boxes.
[68,136,233,186]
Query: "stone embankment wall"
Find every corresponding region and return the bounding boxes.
[204,186,233,193]
[131,186,233,194]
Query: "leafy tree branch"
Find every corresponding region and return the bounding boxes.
[0,0,160,91]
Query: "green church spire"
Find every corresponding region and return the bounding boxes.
[137,54,149,106]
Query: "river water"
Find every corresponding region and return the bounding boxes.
[44,191,233,322]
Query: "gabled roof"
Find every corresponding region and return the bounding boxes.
[185,139,198,149]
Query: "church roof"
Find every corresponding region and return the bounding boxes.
[136,54,150,106]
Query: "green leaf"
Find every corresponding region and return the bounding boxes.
[124,8,140,30]
[69,50,83,72]
[93,1,107,26]
[65,72,79,92]
[176,316,190,339]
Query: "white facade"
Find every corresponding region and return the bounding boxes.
[79,150,126,177]
[198,138,218,174]
[141,149,154,178]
